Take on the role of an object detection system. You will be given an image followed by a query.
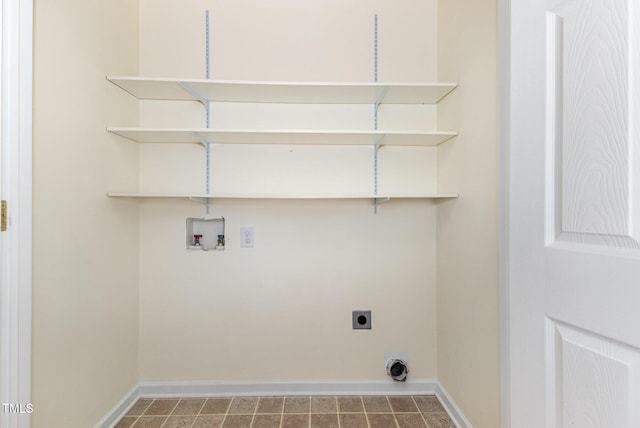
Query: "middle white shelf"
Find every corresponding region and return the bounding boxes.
[107,127,458,146]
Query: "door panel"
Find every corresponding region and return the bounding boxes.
[546,0,640,251]
[547,320,640,428]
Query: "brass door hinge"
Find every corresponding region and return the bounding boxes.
[1,200,6,231]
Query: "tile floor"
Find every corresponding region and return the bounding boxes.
[115,395,455,428]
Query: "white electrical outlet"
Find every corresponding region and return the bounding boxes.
[240,226,254,248]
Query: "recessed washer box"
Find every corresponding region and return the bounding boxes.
[186,217,225,251]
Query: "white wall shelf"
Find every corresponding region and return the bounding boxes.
[107,76,457,104]
[106,75,459,203]
[107,127,457,147]
[107,192,459,201]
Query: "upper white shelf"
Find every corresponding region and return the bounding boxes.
[107,127,457,147]
[107,76,457,104]
[107,192,459,200]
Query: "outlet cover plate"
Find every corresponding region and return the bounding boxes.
[240,226,254,248]
[352,310,371,329]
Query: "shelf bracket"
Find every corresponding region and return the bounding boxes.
[373,86,387,129]
[374,87,388,109]
[179,81,210,109]
[373,196,390,214]
[192,132,212,148]
[189,196,210,205]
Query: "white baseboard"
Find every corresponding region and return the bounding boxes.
[138,378,437,398]
[97,379,476,428]
[436,382,474,428]
[93,384,140,428]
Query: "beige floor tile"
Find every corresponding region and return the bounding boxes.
[281,414,310,428]
[192,414,225,428]
[256,397,284,414]
[126,399,153,416]
[143,399,179,416]
[172,398,206,415]
[114,416,137,428]
[228,397,258,415]
[310,396,336,413]
[201,398,232,414]
[368,413,398,428]
[162,415,197,428]
[132,416,166,428]
[251,414,281,428]
[388,396,419,413]
[396,413,427,428]
[310,413,339,428]
[413,396,444,413]
[339,413,368,428]
[363,396,392,412]
[222,414,253,428]
[284,396,310,413]
[423,412,456,428]
[337,396,364,413]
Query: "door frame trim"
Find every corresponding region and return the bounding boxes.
[498,0,511,426]
[0,0,33,426]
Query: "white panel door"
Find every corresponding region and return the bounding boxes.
[507,0,640,427]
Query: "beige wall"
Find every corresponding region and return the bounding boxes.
[30,0,501,425]
[32,0,139,426]
[137,0,442,382]
[437,0,501,427]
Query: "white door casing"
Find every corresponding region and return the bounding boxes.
[506,0,640,427]
[0,0,32,427]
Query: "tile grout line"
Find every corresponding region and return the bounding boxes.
[278,397,288,428]
[116,398,146,428]
[386,395,401,428]
[159,398,200,428]
[277,396,285,428]
[249,396,258,428]
[359,396,370,428]
[150,398,179,428]
[183,397,207,428]
[133,398,154,427]
[219,396,232,428]
[412,395,430,428]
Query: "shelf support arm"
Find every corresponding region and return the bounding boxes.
[178,81,210,109]
[192,132,212,148]
[189,197,210,205]
[373,87,388,132]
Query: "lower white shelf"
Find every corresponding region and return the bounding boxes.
[107,192,459,200]
[107,127,458,147]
